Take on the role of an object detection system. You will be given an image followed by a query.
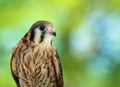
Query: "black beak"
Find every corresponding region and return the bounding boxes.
[51,31,56,37]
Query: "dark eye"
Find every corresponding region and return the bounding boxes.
[39,25,45,31]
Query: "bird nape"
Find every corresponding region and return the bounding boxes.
[10,20,64,87]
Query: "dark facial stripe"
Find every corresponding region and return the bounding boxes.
[40,34,44,43]
[30,30,35,42]
[40,31,46,43]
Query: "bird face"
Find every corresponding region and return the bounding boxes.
[29,21,56,45]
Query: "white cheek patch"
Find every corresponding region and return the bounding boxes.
[34,28,41,44]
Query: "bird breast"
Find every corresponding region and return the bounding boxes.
[18,45,57,87]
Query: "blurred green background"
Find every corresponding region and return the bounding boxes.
[1,0,120,87]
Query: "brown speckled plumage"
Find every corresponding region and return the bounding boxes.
[10,21,64,87]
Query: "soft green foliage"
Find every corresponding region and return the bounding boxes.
[0,0,120,87]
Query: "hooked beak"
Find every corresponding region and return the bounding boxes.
[51,30,56,37]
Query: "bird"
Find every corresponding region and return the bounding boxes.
[10,20,64,87]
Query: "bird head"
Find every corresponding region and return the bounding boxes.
[29,21,56,45]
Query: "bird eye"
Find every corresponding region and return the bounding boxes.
[39,25,45,31]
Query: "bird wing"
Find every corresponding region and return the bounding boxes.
[55,50,64,87]
[10,47,20,87]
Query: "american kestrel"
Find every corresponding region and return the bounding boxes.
[10,21,64,87]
